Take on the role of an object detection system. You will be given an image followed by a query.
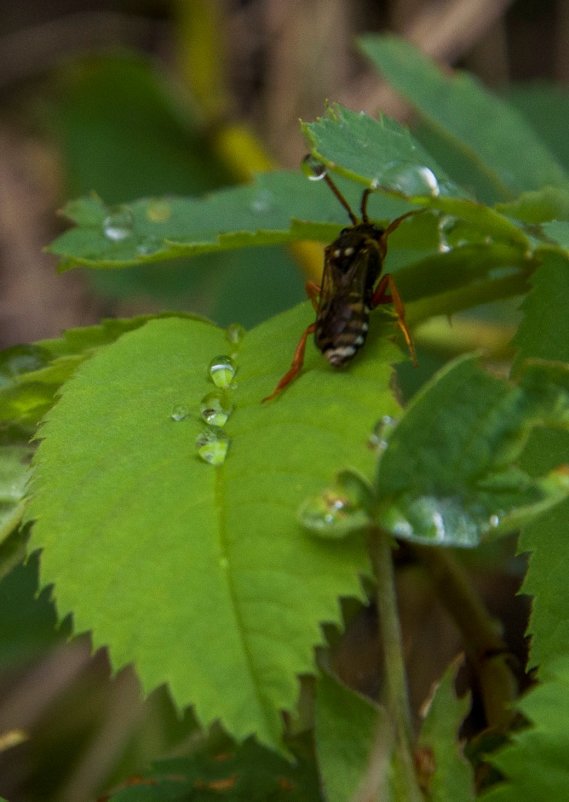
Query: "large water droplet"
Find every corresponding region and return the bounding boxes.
[170,404,190,421]
[195,426,230,465]
[301,154,327,181]
[102,206,134,241]
[225,323,245,346]
[146,200,172,223]
[299,471,373,538]
[380,162,440,198]
[200,391,233,426]
[208,355,236,389]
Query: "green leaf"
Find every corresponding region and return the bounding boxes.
[302,105,460,199]
[482,654,569,801]
[0,443,32,545]
[417,660,475,801]
[371,356,569,547]
[513,252,569,367]
[359,35,568,201]
[28,309,403,750]
[315,672,388,802]
[496,187,569,223]
[512,251,569,672]
[48,171,379,270]
[0,315,193,427]
[108,738,321,801]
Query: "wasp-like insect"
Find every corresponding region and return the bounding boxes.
[263,165,417,402]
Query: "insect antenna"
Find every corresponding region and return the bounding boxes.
[360,188,372,223]
[321,172,359,225]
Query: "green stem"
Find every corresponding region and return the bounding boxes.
[369,527,424,802]
[414,545,518,730]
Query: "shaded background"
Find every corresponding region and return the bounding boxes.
[0,1,567,800]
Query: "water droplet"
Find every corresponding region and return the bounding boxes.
[208,355,236,389]
[102,206,134,241]
[136,236,161,256]
[225,323,245,346]
[200,391,233,426]
[437,215,456,253]
[146,200,172,223]
[195,426,230,465]
[489,513,501,529]
[249,189,274,214]
[368,415,398,452]
[170,404,190,421]
[301,154,327,181]
[380,162,440,198]
[299,471,373,538]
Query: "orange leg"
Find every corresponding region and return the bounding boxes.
[262,322,317,403]
[372,273,417,366]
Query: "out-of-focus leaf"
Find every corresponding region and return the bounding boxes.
[482,654,569,801]
[359,35,568,202]
[108,738,321,801]
[417,660,475,801]
[371,356,569,547]
[315,672,389,802]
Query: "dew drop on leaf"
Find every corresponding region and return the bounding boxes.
[225,323,245,346]
[170,404,190,422]
[102,205,134,241]
[299,471,373,539]
[208,355,236,389]
[368,415,398,452]
[195,426,230,465]
[437,215,457,253]
[136,236,161,256]
[301,154,327,181]
[380,162,440,198]
[200,392,233,426]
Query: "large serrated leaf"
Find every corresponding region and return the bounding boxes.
[27,308,403,750]
[359,35,568,201]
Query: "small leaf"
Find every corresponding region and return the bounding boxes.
[417,659,475,801]
[302,104,461,199]
[28,308,402,750]
[359,35,568,201]
[373,355,569,547]
[315,672,389,802]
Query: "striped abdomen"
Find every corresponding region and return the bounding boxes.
[315,294,371,367]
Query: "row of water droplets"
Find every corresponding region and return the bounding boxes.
[170,323,244,466]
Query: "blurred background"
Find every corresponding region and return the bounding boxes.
[0,1,567,799]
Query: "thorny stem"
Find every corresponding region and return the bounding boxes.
[368,526,424,802]
[414,545,518,730]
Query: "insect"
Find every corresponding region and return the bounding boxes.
[262,164,417,403]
